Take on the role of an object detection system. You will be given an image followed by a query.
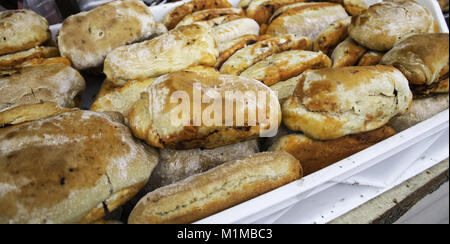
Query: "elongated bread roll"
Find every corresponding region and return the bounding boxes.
[0,9,50,56]
[128,152,302,224]
[148,140,259,189]
[266,2,348,41]
[0,110,159,224]
[220,34,313,75]
[128,70,281,149]
[331,37,367,68]
[240,50,332,86]
[104,24,219,86]
[162,0,233,30]
[212,18,260,45]
[0,46,59,70]
[246,0,309,25]
[314,17,351,54]
[0,62,85,126]
[176,8,244,27]
[348,0,438,51]
[282,66,413,140]
[58,0,157,71]
[357,51,385,66]
[270,126,396,176]
[215,34,259,69]
[380,33,449,87]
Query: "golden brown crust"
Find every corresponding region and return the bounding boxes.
[220,34,313,76]
[282,66,413,140]
[343,0,367,16]
[0,47,59,70]
[215,34,259,69]
[176,8,244,27]
[348,0,438,51]
[380,33,449,86]
[0,110,159,224]
[266,2,349,40]
[128,152,302,224]
[270,126,396,176]
[0,10,50,56]
[58,0,156,71]
[127,71,281,149]
[0,102,73,127]
[331,37,367,68]
[240,50,332,86]
[357,51,385,66]
[163,0,233,30]
[314,17,351,54]
[246,0,309,25]
[0,63,86,125]
[104,24,219,86]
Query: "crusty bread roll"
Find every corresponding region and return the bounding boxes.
[266,2,349,41]
[220,34,313,75]
[380,33,449,89]
[215,34,259,69]
[0,110,159,224]
[128,70,281,149]
[331,37,367,68]
[342,0,367,16]
[357,51,385,66]
[282,66,413,140]
[348,0,438,51]
[175,8,244,28]
[212,18,260,46]
[270,126,396,176]
[389,94,449,132]
[162,0,233,30]
[246,0,309,25]
[0,10,50,56]
[0,46,59,70]
[104,24,219,86]
[58,0,157,71]
[128,152,301,224]
[148,140,259,190]
[240,50,332,86]
[0,62,85,126]
[314,17,351,54]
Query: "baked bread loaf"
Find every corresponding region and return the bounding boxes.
[240,50,332,86]
[380,33,449,95]
[215,34,259,69]
[148,140,259,189]
[388,94,449,132]
[0,62,85,126]
[282,66,413,140]
[270,126,396,176]
[246,0,309,25]
[104,24,219,86]
[128,152,301,224]
[220,34,313,75]
[175,8,244,27]
[128,70,281,149]
[265,2,349,40]
[357,51,385,66]
[0,10,50,56]
[212,18,260,47]
[342,0,367,16]
[348,0,439,51]
[58,0,157,71]
[0,46,59,70]
[314,17,351,54]
[162,0,233,30]
[0,110,159,224]
[331,37,367,67]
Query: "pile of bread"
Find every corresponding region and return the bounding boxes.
[0,0,448,224]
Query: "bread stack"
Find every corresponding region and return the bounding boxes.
[0,0,448,224]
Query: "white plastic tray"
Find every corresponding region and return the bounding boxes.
[52,0,449,224]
